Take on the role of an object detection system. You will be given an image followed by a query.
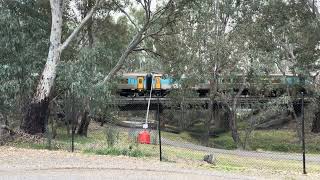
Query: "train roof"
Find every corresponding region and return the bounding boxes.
[122,72,164,77]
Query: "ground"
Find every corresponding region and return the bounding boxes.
[6,121,320,178]
[0,146,318,180]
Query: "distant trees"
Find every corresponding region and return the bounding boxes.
[155,0,320,148]
[1,0,319,146]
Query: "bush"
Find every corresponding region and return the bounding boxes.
[105,126,119,147]
[84,146,148,157]
[213,133,237,149]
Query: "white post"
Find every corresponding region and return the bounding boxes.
[144,75,153,129]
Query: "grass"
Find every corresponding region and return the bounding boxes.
[162,129,320,154]
[83,146,149,157]
[159,144,320,174]
[8,122,320,175]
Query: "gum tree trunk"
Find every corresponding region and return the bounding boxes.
[22,0,99,134]
[77,111,90,136]
[22,0,63,134]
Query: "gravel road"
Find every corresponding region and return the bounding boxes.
[0,146,314,180]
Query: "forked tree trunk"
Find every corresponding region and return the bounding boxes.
[22,0,63,134]
[22,0,99,134]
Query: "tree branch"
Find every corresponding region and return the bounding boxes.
[306,0,320,17]
[133,47,162,57]
[98,29,144,85]
[59,0,101,52]
[114,1,138,29]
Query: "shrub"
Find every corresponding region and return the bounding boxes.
[84,146,148,157]
[105,126,119,147]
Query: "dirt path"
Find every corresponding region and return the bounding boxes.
[0,146,314,180]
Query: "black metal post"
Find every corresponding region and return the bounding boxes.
[71,128,75,152]
[46,117,52,150]
[301,92,306,174]
[157,97,162,161]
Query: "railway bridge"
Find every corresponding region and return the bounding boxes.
[108,96,292,111]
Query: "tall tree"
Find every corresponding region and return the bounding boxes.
[0,0,50,126]
[99,0,186,83]
[22,0,101,134]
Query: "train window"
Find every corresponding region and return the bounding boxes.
[139,79,143,83]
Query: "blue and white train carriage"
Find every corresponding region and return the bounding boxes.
[117,73,173,97]
[117,72,311,97]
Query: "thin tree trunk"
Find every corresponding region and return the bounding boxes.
[229,97,242,148]
[229,78,245,149]
[76,0,94,137]
[312,111,320,133]
[77,110,90,136]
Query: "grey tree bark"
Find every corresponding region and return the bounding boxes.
[22,0,100,134]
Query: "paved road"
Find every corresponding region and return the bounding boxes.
[162,138,320,163]
[0,168,264,180]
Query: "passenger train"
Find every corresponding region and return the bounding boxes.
[117,72,309,97]
[117,73,174,97]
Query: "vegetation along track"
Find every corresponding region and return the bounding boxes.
[162,137,320,163]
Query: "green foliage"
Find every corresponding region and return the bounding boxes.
[213,133,238,150]
[84,147,148,157]
[0,0,50,124]
[244,0,320,76]
[105,126,119,147]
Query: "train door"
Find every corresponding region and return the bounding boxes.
[137,76,144,91]
[155,76,161,90]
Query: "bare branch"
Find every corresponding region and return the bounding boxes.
[136,0,146,12]
[305,0,320,17]
[99,29,145,85]
[59,0,101,52]
[143,18,177,40]
[114,1,138,29]
[133,47,162,57]
[150,0,173,25]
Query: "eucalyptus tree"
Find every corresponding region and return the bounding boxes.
[234,0,320,143]
[22,0,102,134]
[0,0,51,127]
[55,15,131,136]
[99,0,188,83]
[20,0,189,134]
[155,0,255,148]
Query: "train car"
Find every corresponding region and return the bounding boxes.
[117,73,147,97]
[117,72,310,97]
[117,72,174,97]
